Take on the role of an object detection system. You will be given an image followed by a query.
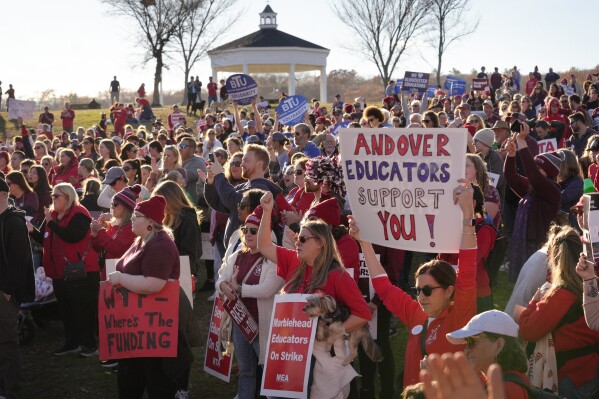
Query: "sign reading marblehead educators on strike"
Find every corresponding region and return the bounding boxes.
[98,281,179,360]
[277,95,309,126]
[261,294,317,399]
[226,74,258,106]
[338,128,468,253]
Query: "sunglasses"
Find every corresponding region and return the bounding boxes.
[111,201,120,208]
[423,119,432,123]
[297,235,316,244]
[230,161,242,167]
[34,146,44,150]
[122,166,132,172]
[294,169,304,176]
[241,226,258,235]
[464,335,484,349]
[237,202,249,210]
[411,285,445,297]
[471,119,479,123]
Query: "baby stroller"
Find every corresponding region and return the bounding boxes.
[18,267,58,345]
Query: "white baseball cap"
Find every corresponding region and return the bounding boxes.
[446,310,518,345]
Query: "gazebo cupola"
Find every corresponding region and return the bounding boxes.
[259,5,277,29]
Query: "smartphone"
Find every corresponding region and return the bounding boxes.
[208,152,215,163]
[510,120,522,133]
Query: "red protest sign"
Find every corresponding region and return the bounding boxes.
[204,296,234,382]
[472,78,489,91]
[261,294,317,399]
[223,297,258,343]
[98,281,179,361]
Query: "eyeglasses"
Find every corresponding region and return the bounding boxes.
[464,335,484,349]
[411,285,445,297]
[122,166,132,172]
[297,235,316,244]
[230,161,242,167]
[294,169,304,176]
[237,202,249,210]
[471,119,479,123]
[241,226,258,235]
[52,193,63,199]
[111,201,120,208]
[423,119,432,123]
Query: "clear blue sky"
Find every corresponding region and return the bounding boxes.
[3,0,598,100]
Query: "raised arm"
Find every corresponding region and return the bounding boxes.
[257,192,278,264]
[233,101,244,133]
[252,99,263,133]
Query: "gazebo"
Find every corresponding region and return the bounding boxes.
[207,5,330,101]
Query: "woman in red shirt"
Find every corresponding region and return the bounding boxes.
[518,226,599,399]
[348,179,478,387]
[257,191,371,398]
[51,149,80,189]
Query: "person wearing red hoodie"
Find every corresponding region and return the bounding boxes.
[52,149,80,189]
[348,179,478,387]
[543,96,570,147]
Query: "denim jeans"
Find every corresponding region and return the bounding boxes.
[232,323,260,399]
[559,375,599,399]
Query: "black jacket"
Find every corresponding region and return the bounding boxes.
[174,207,203,271]
[0,206,34,304]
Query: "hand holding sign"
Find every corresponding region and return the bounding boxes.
[347,215,362,242]
[453,179,474,209]
[577,253,597,281]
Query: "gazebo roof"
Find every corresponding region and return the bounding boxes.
[208,29,327,54]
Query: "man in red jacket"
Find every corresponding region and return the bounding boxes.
[60,102,75,133]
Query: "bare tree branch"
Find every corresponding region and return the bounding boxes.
[102,0,198,105]
[426,0,479,86]
[330,0,430,88]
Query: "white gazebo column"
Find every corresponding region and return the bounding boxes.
[243,64,249,75]
[320,66,327,102]
[289,64,296,95]
[211,67,218,85]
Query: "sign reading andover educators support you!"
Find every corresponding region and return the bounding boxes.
[277,95,309,126]
[261,294,317,399]
[338,128,468,253]
[98,281,179,360]
[225,74,258,105]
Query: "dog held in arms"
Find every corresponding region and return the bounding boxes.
[303,294,383,366]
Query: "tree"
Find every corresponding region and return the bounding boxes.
[331,0,430,88]
[175,0,239,105]
[103,0,197,106]
[428,0,479,86]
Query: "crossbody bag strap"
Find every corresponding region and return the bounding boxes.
[55,235,92,263]
[420,319,429,357]
[240,255,265,286]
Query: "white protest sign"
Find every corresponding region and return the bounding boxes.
[487,172,500,188]
[537,138,558,153]
[339,128,467,253]
[358,253,381,339]
[8,99,35,120]
[200,232,214,260]
[105,255,193,308]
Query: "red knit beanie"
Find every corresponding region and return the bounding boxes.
[245,205,264,226]
[134,195,166,225]
[305,198,340,226]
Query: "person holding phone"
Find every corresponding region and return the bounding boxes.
[503,123,562,282]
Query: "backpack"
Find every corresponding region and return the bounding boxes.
[502,372,562,399]
[475,221,508,286]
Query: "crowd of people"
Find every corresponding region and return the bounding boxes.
[3,65,599,399]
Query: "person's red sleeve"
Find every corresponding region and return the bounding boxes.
[453,249,478,325]
[275,245,298,281]
[372,275,423,326]
[336,235,360,284]
[476,226,496,265]
[330,270,371,320]
[589,163,598,185]
[292,191,315,214]
[92,225,136,258]
[518,288,575,342]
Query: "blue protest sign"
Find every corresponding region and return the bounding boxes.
[443,75,462,90]
[277,95,309,126]
[226,74,259,105]
[427,85,438,98]
[394,79,404,95]
[450,79,467,96]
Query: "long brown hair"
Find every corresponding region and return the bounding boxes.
[153,181,202,229]
[284,220,343,293]
[547,226,583,302]
[467,153,490,195]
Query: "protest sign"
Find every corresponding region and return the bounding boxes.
[582,194,599,262]
[98,281,179,360]
[105,256,194,308]
[450,79,467,96]
[338,128,468,253]
[537,138,558,153]
[261,294,317,399]
[472,78,490,92]
[443,75,461,90]
[402,71,430,94]
[8,99,35,120]
[204,297,234,382]
[277,95,309,126]
[330,121,350,136]
[394,79,404,95]
[488,172,500,188]
[226,74,259,105]
[223,296,258,343]
[427,85,439,98]
[358,253,380,338]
